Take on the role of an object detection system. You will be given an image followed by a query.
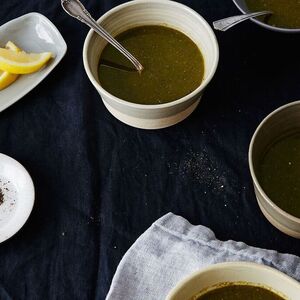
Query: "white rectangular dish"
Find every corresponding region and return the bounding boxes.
[0,12,67,111]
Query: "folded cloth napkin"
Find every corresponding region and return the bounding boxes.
[106,213,300,300]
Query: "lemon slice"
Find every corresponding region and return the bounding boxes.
[0,71,18,90]
[5,41,22,52]
[0,41,21,90]
[0,49,52,74]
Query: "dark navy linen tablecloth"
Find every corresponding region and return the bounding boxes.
[0,0,300,299]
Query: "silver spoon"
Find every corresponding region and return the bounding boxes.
[61,0,144,73]
[213,11,272,31]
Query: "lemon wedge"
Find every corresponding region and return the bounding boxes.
[5,41,22,52]
[0,48,52,74]
[0,41,22,90]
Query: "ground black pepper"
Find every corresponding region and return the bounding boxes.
[0,188,4,205]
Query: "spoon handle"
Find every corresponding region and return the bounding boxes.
[61,0,144,73]
[213,11,272,31]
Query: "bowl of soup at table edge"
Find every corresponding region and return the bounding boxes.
[166,262,300,300]
[83,0,219,129]
[249,100,300,238]
[232,0,300,33]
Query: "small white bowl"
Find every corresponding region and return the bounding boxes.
[167,262,300,300]
[0,153,34,243]
[83,0,219,129]
[0,12,67,112]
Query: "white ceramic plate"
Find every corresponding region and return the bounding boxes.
[0,153,34,243]
[0,12,67,111]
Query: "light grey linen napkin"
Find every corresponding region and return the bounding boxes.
[106,213,300,300]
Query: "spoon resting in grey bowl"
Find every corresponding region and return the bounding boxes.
[213,10,272,31]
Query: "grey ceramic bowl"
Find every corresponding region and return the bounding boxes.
[249,101,300,238]
[232,0,300,33]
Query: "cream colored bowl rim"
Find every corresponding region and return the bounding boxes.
[166,261,300,299]
[82,0,219,110]
[248,100,300,223]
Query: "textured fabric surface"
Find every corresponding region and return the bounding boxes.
[107,213,300,299]
[0,0,300,299]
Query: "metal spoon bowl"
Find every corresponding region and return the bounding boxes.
[61,0,144,73]
[232,0,300,33]
[213,11,272,32]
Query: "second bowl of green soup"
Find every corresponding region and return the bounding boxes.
[83,0,219,129]
[249,100,300,238]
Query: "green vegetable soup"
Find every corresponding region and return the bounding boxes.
[258,133,300,218]
[245,0,300,28]
[191,283,285,300]
[98,25,204,105]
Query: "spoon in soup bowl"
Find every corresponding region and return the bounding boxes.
[213,10,272,31]
[61,0,144,73]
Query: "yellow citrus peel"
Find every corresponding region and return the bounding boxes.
[0,45,52,75]
[0,41,22,90]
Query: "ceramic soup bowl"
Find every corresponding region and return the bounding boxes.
[232,0,300,33]
[249,100,300,238]
[167,262,300,299]
[83,0,219,129]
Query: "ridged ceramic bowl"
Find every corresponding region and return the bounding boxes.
[249,101,300,238]
[167,262,300,300]
[83,0,219,129]
[232,0,300,33]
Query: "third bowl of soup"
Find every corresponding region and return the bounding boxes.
[167,262,300,300]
